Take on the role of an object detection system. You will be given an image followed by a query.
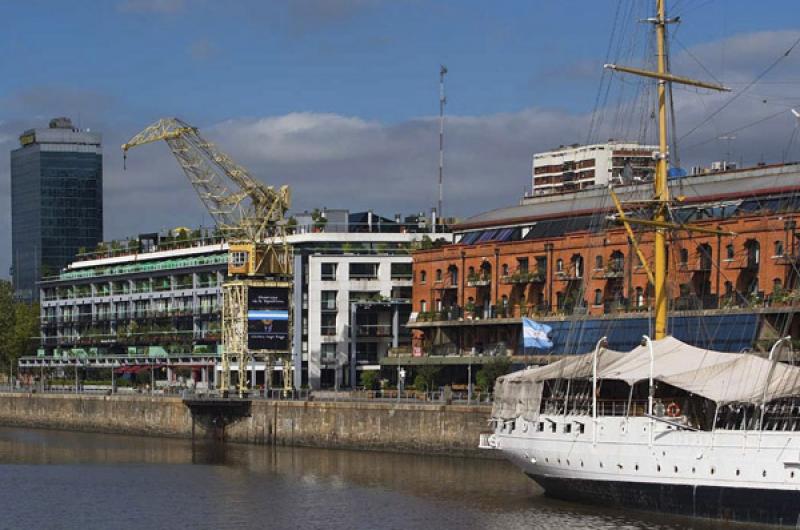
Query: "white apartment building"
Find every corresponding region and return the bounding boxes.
[531,141,657,195]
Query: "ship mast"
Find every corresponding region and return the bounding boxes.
[604,0,730,340]
[653,0,669,340]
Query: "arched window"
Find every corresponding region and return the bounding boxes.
[556,258,564,272]
[745,240,760,268]
[502,263,509,276]
[774,241,785,257]
[679,248,689,266]
[595,255,603,270]
[610,250,624,272]
[571,254,583,278]
[435,269,442,282]
[420,270,427,283]
[726,244,735,260]
[593,289,603,306]
[448,265,458,286]
[697,243,712,270]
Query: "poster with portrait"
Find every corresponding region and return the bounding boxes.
[247,286,290,351]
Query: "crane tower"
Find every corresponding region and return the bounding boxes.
[122,118,293,396]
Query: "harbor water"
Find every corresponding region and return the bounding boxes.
[0,427,738,529]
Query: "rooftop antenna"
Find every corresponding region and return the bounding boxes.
[437,64,448,230]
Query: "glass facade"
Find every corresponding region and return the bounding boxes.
[11,120,102,301]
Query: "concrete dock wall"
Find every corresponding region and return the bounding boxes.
[0,394,493,457]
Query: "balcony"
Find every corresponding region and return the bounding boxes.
[466,273,491,287]
[500,270,545,285]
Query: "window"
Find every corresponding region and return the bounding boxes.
[517,257,529,272]
[420,300,427,312]
[350,262,379,280]
[229,251,247,268]
[774,278,783,295]
[468,266,475,277]
[536,256,547,275]
[321,313,336,336]
[390,262,412,280]
[635,286,644,307]
[593,289,602,306]
[679,248,689,266]
[320,343,336,363]
[556,259,564,272]
[435,268,442,282]
[321,262,337,280]
[595,255,603,270]
[420,270,427,283]
[321,290,337,311]
[502,263,509,276]
[726,244,735,260]
[448,266,458,286]
[775,241,785,257]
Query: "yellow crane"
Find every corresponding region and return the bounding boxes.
[122,118,293,396]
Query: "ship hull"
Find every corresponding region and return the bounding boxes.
[527,473,800,527]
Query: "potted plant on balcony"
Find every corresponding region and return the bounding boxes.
[465,301,476,320]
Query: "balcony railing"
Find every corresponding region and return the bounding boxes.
[466,273,491,287]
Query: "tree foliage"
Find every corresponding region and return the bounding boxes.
[413,365,440,391]
[476,357,512,393]
[0,281,40,370]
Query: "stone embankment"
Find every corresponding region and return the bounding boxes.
[0,393,494,458]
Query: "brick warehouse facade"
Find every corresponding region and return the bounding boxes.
[402,178,800,365]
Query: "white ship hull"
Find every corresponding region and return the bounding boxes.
[485,414,800,526]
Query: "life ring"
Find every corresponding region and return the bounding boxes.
[666,402,681,418]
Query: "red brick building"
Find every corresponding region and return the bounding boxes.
[400,164,800,367]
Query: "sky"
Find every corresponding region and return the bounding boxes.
[2,0,800,279]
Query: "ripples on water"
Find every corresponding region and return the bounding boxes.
[0,427,739,530]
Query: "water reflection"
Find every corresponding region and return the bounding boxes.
[0,427,740,530]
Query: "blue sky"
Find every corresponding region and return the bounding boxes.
[3,0,800,279]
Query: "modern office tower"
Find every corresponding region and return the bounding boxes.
[10,117,103,301]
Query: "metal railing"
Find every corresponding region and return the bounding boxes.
[0,384,491,405]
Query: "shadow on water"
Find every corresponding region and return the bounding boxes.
[0,426,753,530]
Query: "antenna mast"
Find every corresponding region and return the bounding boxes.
[438,64,448,227]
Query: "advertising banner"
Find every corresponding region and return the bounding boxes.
[247,286,290,351]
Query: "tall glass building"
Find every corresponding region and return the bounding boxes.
[10,117,103,301]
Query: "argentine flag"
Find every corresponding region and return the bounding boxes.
[522,318,553,350]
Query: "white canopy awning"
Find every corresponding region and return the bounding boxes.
[492,336,800,420]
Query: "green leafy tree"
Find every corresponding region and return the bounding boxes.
[0,281,40,371]
[413,365,440,392]
[360,371,379,390]
[476,357,512,393]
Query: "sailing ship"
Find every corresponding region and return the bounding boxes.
[481,0,800,526]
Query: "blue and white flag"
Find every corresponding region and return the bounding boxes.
[522,318,553,349]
